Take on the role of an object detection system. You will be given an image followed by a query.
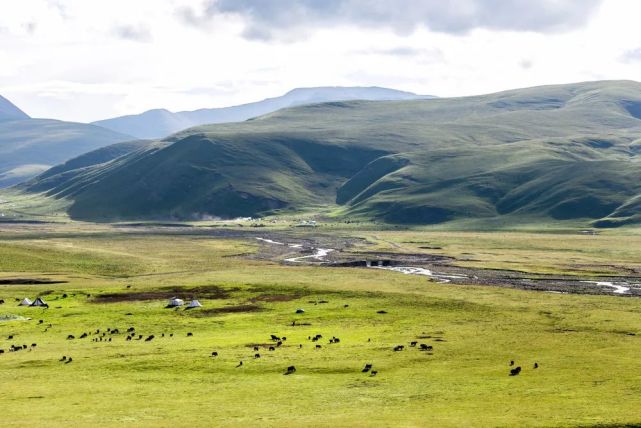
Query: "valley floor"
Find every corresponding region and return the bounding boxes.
[1,222,641,426]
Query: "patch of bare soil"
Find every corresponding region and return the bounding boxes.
[0,278,67,285]
[92,285,230,303]
[193,304,263,316]
[249,294,301,303]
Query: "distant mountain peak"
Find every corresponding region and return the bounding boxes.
[0,95,30,121]
[284,85,412,94]
[92,86,434,140]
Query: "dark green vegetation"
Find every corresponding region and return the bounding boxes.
[92,86,429,139]
[0,95,134,188]
[14,80,641,226]
[32,139,156,186]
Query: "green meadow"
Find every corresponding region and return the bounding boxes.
[2,225,641,427]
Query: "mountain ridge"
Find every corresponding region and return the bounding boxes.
[0,111,135,187]
[92,86,433,139]
[0,95,30,121]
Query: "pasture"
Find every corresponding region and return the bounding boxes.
[1,224,641,426]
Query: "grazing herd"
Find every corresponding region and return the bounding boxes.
[200,332,451,377]
[200,331,542,379]
[0,315,543,379]
[362,363,378,376]
[1,343,37,353]
[0,319,194,363]
[508,360,539,376]
[0,298,542,381]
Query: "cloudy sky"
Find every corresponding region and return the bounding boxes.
[0,0,640,123]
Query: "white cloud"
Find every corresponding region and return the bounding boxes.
[112,24,152,42]
[201,0,602,40]
[0,0,639,123]
[621,48,641,63]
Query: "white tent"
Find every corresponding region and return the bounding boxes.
[187,300,202,309]
[30,297,47,307]
[19,298,33,306]
[168,297,184,307]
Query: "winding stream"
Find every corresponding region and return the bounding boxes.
[256,237,465,279]
[255,237,331,262]
[285,248,335,263]
[371,265,468,283]
[255,238,284,245]
[255,236,641,295]
[583,281,632,294]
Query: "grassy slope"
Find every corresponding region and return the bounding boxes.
[15,80,641,226]
[1,227,641,426]
[38,139,154,179]
[0,119,134,187]
[26,135,388,221]
[0,164,51,188]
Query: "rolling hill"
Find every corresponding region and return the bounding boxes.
[92,86,431,139]
[0,95,135,188]
[0,118,135,188]
[16,80,641,227]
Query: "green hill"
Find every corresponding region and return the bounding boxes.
[0,118,134,187]
[16,80,641,227]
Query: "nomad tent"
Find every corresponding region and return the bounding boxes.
[19,298,32,306]
[30,297,48,307]
[168,297,184,307]
[187,300,202,309]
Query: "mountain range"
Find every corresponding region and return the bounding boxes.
[0,96,133,188]
[16,80,641,227]
[0,86,429,188]
[92,87,431,139]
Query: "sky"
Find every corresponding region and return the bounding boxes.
[0,0,640,123]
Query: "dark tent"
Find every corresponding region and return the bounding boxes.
[30,297,48,307]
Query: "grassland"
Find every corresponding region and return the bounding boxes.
[2,224,641,427]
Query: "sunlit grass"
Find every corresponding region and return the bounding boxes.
[1,226,641,426]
